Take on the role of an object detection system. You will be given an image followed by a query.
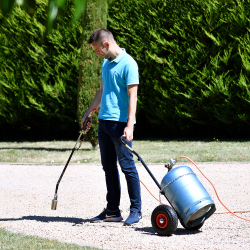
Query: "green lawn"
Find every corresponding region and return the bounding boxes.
[0,139,250,164]
[0,228,100,250]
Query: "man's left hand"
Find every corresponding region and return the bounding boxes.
[123,126,133,141]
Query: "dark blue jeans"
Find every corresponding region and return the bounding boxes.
[98,119,141,213]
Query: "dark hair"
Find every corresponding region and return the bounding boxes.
[87,29,114,44]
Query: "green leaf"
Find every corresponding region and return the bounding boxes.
[71,0,87,23]
[46,0,67,34]
[23,0,36,17]
[47,0,58,34]
[55,0,65,8]
[0,0,15,15]
[203,28,221,46]
[239,48,250,72]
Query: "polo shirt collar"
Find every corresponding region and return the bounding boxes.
[109,48,126,63]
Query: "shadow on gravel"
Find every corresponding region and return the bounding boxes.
[174,228,202,235]
[135,227,202,236]
[0,216,89,225]
[0,147,91,152]
[134,226,155,234]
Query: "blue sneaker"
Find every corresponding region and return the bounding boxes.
[124,211,142,226]
[90,208,123,223]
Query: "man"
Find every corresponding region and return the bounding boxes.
[81,28,142,226]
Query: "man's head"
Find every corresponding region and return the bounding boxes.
[88,29,116,59]
[88,28,114,45]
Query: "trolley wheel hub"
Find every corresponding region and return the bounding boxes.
[156,213,168,228]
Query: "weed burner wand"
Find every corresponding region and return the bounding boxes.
[51,110,98,210]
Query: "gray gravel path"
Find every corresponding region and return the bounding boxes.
[0,162,250,249]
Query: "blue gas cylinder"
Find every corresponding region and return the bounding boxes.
[160,166,216,227]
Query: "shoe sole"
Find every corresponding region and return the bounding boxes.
[123,218,143,226]
[90,216,123,223]
[104,216,123,222]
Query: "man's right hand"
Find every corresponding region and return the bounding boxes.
[81,115,92,131]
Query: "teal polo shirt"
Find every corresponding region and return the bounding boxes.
[98,48,139,123]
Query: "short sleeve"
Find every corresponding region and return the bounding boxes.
[124,62,139,85]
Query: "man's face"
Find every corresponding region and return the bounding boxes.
[91,41,110,59]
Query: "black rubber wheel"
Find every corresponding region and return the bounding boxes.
[151,205,178,236]
[180,219,204,230]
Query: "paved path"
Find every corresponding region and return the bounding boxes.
[0,162,250,249]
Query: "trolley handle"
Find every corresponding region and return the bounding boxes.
[119,135,162,191]
[119,136,134,152]
[119,135,127,145]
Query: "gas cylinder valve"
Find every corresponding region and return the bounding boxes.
[165,159,176,172]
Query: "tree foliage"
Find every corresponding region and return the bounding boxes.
[0,0,82,139]
[108,0,250,138]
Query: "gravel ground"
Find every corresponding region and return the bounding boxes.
[0,162,250,250]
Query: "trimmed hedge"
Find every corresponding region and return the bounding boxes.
[108,0,250,138]
[1,0,250,140]
[77,0,107,147]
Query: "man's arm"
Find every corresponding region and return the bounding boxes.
[81,79,103,129]
[123,84,138,141]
